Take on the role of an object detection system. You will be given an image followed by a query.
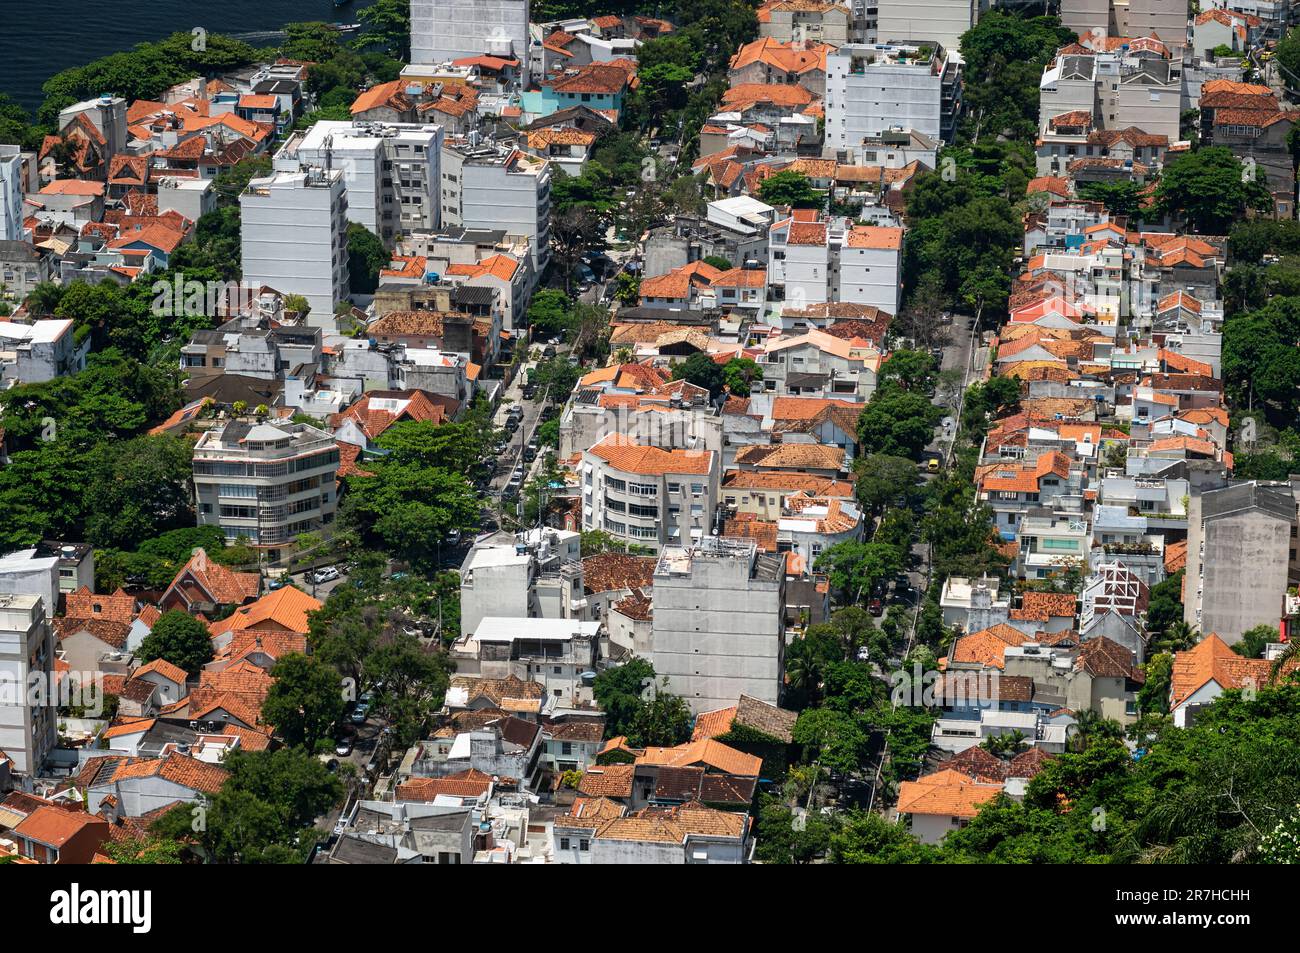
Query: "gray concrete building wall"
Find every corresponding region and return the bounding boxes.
[1185,482,1294,643]
[649,539,786,713]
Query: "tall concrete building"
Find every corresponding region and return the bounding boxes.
[446,143,552,273]
[0,592,57,779]
[278,121,444,246]
[1184,481,1294,643]
[0,145,23,242]
[240,168,350,325]
[650,537,787,714]
[411,0,531,82]
[191,419,340,561]
[824,43,963,151]
[875,0,983,52]
[1063,0,1191,52]
[458,528,584,637]
[1062,0,1113,39]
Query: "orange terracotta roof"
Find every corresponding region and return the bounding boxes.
[951,623,1030,670]
[207,586,321,637]
[635,738,762,776]
[896,769,1001,819]
[1170,634,1280,707]
[587,434,713,475]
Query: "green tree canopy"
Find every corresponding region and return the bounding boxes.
[137,611,214,676]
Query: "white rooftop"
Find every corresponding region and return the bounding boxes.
[471,617,601,642]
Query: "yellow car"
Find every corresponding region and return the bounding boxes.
[926,457,942,473]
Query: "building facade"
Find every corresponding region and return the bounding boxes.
[191,420,340,558]
[649,537,787,713]
[240,168,350,325]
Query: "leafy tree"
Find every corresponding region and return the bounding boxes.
[1138,652,1173,715]
[1144,570,1185,643]
[1154,146,1272,234]
[137,611,214,676]
[346,222,387,295]
[1077,180,1146,220]
[343,460,480,567]
[958,12,1075,141]
[591,659,691,746]
[853,454,921,517]
[1233,624,1277,659]
[527,289,576,339]
[878,348,937,392]
[671,351,727,397]
[721,356,763,395]
[792,707,870,775]
[357,0,412,58]
[754,795,834,863]
[189,748,343,863]
[758,170,823,209]
[593,657,657,739]
[857,384,942,459]
[814,541,904,601]
[630,689,693,747]
[829,810,938,863]
[262,654,346,751]
[365,634,450,747]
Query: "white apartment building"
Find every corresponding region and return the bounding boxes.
[875,0,982,52]
[240,168,350,325]
[825,43,963,152]
[0,145,24,242]
[279,121,444,246]
[450,616,600,705]
[0,592,57,778]
[768,217,903,317]
[0,318,89,385]
[649,537,787,714]
[449,145,552,273]
[411,0,531,81]
[191,419,340,558]
[458,529,583,637]
[1039,46,1182,143]
[582,436,721,553]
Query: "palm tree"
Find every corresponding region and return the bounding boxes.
[1067,708,1124,752]
[1153,620,1198,654]
[23,281,65,317]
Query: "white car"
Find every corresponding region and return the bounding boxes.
[312,566,341,584]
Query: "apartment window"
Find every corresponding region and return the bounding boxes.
[579,839,590,852]
[561,742,573,755]
[667,482,681,494]
[627,482,657,496]
[560,837,571,850]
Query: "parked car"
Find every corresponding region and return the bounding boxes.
[334,739,354,757]
[926,457,942,473]
[350,703,370,725]
[267,575,289,590]
[522,383,538,399]
[523,445,537,463]
[869,598,884,616]
[312,566,341,584]
[447,528,462,546]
